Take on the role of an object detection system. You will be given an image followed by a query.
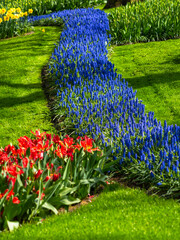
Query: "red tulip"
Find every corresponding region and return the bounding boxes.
[12,197,20,204]
[34,169,43,179]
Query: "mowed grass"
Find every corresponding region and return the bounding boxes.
[0,27,61,148]
[109,39,180,126]
[1,184,180,240]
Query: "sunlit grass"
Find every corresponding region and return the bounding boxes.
[109,39,180,126]
[2,184,180,240]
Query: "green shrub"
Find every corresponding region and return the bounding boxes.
[108,0,180,44]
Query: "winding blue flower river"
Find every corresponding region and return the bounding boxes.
[29,8,180,188]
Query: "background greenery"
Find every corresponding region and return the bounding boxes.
[108,0,180,44]
[1,0,106,15]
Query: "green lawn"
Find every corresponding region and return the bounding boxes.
[0,27,61,148]
[109,39,180,126]
[1,184,180,240]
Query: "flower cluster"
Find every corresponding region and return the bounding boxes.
[0,130,106,230]
[0,130,99,201]
[30,8,180,190]
[0,7,33,23]
[1,0,105,16]
[0,7,33,39]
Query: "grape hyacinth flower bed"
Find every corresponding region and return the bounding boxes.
[30,8,180,199]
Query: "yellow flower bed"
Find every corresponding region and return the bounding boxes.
[0,7,33,23]
[0,7,33,39]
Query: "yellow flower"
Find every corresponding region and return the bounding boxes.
[10,14,15,20]
[14,14,19,20]
[2,8,6,14]
[28,9,33,14]
[42,28,45,32]
[16,7,21,13]
[3,16,8,21]
[0,18,2,24]
[6,12,11,18]
[23,11,28,17]
[10,8,16,13]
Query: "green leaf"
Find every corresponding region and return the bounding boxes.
[42,180,62,205]
[42,202,58,215]
[4,201,22,221]
[19,194,36,218]
[94,167,104,175]
[37,179,43,208]
[7,220,19,232]
[59,197,81,206]
[26,147,31,157]
[102,157,121,172]
[0,188,10,211]
[24,158,30,180]
[29,179,43,220]
[62,158,70,181]
[59,186,78,198]
[79,179,90,185]
[16,174,23,188]
[42,152,49,169]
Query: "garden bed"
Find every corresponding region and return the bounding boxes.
[0,0,179,235]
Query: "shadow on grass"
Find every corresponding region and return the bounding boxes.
[0,41,58,60]
[0,81,41,89]
[0,91,44,108]
[0,30,60,60]
[124,72,180,90]
[161,55,180,65]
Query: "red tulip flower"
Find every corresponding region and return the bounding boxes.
[12,197,20,204]
[34,169,43,179]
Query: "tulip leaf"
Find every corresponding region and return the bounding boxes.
[26,147,31,158]
[42,202,58,215]
[59,197,81,206]
[62,158,70,181]
[16,174,23,188]
[59,186,78,198]
[7,220,19,232]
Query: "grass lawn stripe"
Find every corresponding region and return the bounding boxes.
[1,184,180,240]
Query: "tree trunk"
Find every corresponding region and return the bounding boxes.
[103,0,130,9]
